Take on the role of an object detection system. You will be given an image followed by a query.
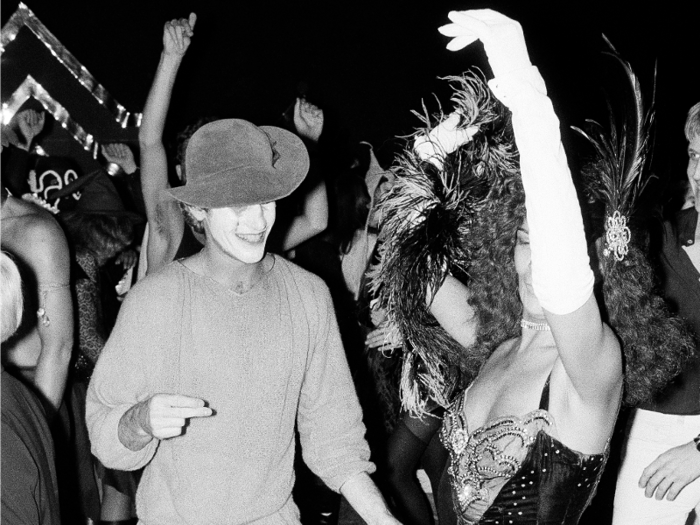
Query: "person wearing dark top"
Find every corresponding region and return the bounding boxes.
[613,101,700,524]
[1,251,61,525]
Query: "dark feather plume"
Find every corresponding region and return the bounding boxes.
[369,71,521,416]
[572,35,656,220]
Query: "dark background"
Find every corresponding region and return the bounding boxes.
[2,0,697,185]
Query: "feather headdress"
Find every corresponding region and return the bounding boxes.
[369,71,522,416]
[573,39,693,405]
[572,36,656,262]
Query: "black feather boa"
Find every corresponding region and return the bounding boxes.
[369,71,523,416]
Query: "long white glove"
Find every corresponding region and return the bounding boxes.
[440,9,594,315]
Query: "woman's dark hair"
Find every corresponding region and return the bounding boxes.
[598,241,693,405]
[60,211,134,261]
[580,158,695,406]
[463,174,525,372]
[331,173,371,254]
[439,73,527,383]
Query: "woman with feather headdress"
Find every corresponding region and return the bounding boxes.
[371,9,691,525]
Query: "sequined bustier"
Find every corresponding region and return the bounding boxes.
[440,378,608,524]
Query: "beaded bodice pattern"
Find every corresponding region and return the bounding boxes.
[440,379,608,524]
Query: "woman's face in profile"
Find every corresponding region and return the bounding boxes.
[514,217,545,320]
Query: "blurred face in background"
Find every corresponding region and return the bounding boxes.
[367,176,393,229]
[687,134,700,212]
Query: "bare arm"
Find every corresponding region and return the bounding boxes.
[429,274,477,349]
[441,10,621,403]
[139,14,195,273]
[367,275,476,355]
[279,178,328,250]
[279,98,329,250]
[30,217,74,410]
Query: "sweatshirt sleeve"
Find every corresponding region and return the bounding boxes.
[296,279,375,491]
[85,275,177,470]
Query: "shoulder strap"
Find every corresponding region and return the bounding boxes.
[538,373,551,410]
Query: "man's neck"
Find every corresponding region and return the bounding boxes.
[194,244,270,293]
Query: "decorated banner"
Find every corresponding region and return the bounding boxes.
[1,3,140,175]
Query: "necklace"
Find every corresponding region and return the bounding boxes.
[520,319,551,331]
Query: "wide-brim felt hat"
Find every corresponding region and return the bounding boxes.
[168,119,310,208]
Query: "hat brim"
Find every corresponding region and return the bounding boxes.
[167,126,309,208]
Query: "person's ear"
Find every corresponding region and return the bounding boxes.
[175,164,183,181]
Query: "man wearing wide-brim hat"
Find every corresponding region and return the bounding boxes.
[86,119,400,525]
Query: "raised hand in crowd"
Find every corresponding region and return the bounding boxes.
[0,126,14,149]
[139,13,197,275]
[293,98,324,143]
[102,143,138,175]
[114,249,138,270]
[163,12,196,58]
[13,109,45,151]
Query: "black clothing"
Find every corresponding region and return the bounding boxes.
[646,207,700,414]
[440,378,608,524]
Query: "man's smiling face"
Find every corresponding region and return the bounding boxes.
[204,202,276,264]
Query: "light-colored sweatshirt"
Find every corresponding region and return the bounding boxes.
[86,256,373,525]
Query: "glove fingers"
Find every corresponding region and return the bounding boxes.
[437,23,464,37]
[445,35,478,52]
[460,9,511,23]
[447,11,491,35]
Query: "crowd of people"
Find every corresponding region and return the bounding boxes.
[2,8,699,525]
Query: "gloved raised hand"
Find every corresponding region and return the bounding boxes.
[438,9,531,78]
